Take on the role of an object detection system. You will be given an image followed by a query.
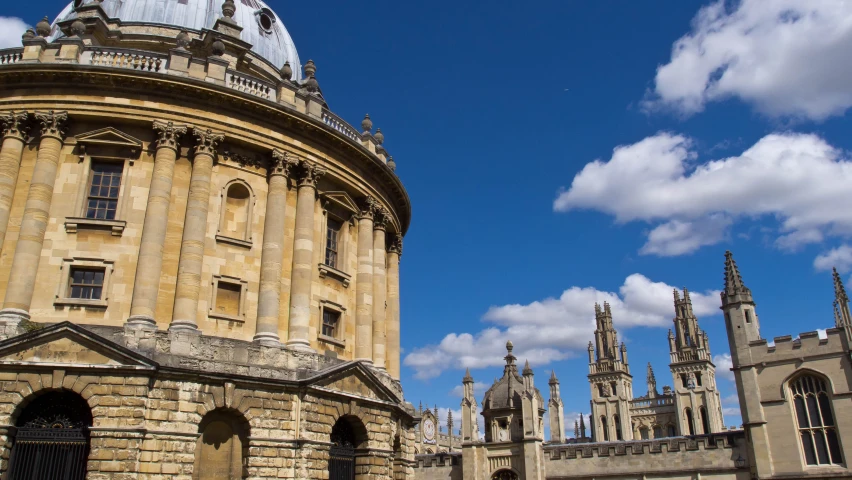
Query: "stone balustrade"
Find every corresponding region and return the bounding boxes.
[88,48,167,72]
[630,396,675,409]
[0,49,22,65]
[322,110,360,141]
[227,70,276,101]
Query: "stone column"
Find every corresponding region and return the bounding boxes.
[371,210,388,368]
[0,112,30,253]
[170,128,223,332]
[285,161,324,351]
[254,150,297,345]
[386,235,402,379]
[127,121,187,326]
[0,111,68,321]
[354,197,376,362]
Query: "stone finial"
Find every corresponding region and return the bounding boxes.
[506,340,513,354]
[222,0,236,18]
[304,59,316,77]
[281,61,293,81]
[374,128,384,145]
[723,251,750,297]
[463,368,473,383]
[387,156,396,172]
[70,19,86,37]
[361,114,373,133]
[176,31,191,51]
[549,370,558,385]
[211,37,226,57]
[22,28,36,42]
[36,17,51,37]
[522,359,533,376]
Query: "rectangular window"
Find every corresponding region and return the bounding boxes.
[325,218,342,268]
[322,308,341,338]
[67,267,105,300]
[745,309,752,323]
[86,161,123,220]
[214,282,241,318]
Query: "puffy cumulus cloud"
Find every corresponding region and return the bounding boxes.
[713,353,734,381]
[814,245,852,273]
[403,274,720,379]
[0,17,29,49]
[449,381,489,398]
[555,132,852,255]
[645,0,852,120]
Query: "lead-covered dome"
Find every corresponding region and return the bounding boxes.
[50,0,301,77]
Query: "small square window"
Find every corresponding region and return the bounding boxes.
[322,309,340,338]
[68,267,105,300]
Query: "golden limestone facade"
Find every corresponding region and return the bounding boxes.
[0,0,415,478]
[415,252,852,480]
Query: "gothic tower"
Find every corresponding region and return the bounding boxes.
[646,363,658,398]
[669,287,724,435]
[548,370,566,443]
[587,302,633,441]
[460,368,478,442]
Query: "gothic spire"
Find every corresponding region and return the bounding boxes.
[549,370,559,385]
[722,250,753,306]
[574,419,580,439]
[463,368,474,383]
[523,359,533,376]
[647,362,657,397]
[580,414,586,438]
[833,268,851,328]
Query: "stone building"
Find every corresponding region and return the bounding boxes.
[414,251,852,479]
[413,404,462,454]
[0,0,415,478]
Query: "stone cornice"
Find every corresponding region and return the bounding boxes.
[0,64,411,234]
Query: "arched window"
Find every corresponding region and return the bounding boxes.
[600,415,609,441]
[653,425,663,438]
[194,410,249,479]
[684,408,695,436]
[492,470,519,480]
[217,181,253,245]
[613,414,622,441]
[639,427,649,440]
[790,374,843,466]
[699,406,710,434]
[7,390,92,480]
[667,424,677,437]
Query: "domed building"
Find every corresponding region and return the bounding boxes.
[0,0,413,478]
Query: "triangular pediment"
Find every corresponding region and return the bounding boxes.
[321,191,359,214]
[75,127,144,149]
[308,362,399,402]
[0,322,157,370]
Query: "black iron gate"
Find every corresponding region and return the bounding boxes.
[329,419,356,480]
[7,391,92,480]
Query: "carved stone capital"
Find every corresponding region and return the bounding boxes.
[192,128,224,157]
[152,120,188,152]
[373,208,389,231]
[270,149,300,178]
[296,160,326,188]
[1,111,30,141]
[388,234,403,256]
[34,111,68,140]
[356,196,379,221]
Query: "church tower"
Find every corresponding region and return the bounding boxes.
[669,287,724,435]
[548,371,566,443]
[588,302,633,441]
[460,368,479,442]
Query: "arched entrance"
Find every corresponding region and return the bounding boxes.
[328,417,361,480]
[492,469,519,480]
[7,390,92,480]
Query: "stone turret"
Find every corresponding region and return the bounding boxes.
[647,363,657,398]
[588,303,633,441]
[460,368,478,443]
[548,370,565,443]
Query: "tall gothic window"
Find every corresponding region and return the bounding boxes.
[600,416,609,441]
[699,406,710,434]
[685,408,695,436]
[613,415,622,441]
[791,374,843,466]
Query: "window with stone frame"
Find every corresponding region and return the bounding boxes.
[209,275,248,322]
[85,161,123,220]
[67,267,105,300]
[54,257,114,308]
[322,308,340,338]
[216,180,254,248]
[318,301,346,347]
[324,217,342,268]
[791,374,843,466]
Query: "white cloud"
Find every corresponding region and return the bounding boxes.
[713,353,734,381]
[0,17,28,49]
[449,381,489,398]
[814,245,852,273]
[554,132,852,255]
[722,394,739,406]
[404,274,720,379]
[645,0,852,120]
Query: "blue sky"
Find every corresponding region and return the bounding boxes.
[6,0,852,438]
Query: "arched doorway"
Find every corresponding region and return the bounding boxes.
[329,418,357,480]
[492,469,519,480]
[193,409,249,479]
[7,390,92,480]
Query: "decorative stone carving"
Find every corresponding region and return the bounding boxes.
[373,208,389,231]
[374,128,384,145]
[22,29,35,42]
[152,120,187,152]
[222,0,236,18]
[388,234,403,256]
[281,61,293,81]
[357,196,379,220]
[296,161,325,187]
[221,147,264,169]
[361,114,373,133]
[1,112,30,141]
[387,156,396,171]
[35,17,51,37]
[70,19,86,37]
[176,30,191,50]
[269,149,299,178]
[193,128,224,157]
[211,38,226,57]
[34,111,68,139]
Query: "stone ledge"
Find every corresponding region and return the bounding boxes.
[64,217,126,236]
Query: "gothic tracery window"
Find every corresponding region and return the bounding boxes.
[791,374,843,466]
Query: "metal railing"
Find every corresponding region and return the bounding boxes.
[0,49,23,65]
[89,48,166,72]
[226,70,276,102]
[322,110,361,141]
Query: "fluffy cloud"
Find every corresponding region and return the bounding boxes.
[814,245,852,273]
[555,132,852,255]
[0,17,28,49]
[449,381,489,398]
[713,353,734,381]
[404,274,720,379]
[645,0,852,120]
